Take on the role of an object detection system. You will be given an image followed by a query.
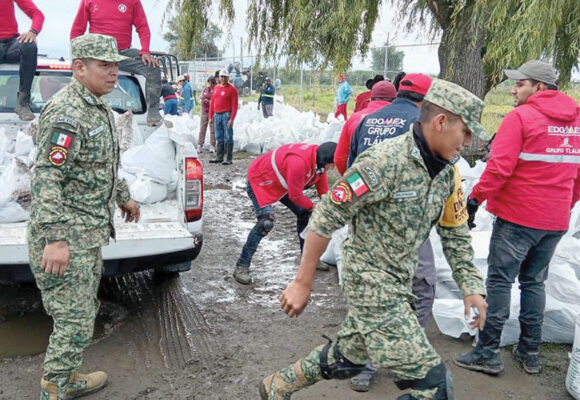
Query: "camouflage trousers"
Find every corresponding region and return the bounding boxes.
[268,302,441,399]
[29,239,102,388]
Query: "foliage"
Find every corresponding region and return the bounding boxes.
[163,17,224,59]
[245,0,381,72]
[370,44,405,79]
[165,0,234,59]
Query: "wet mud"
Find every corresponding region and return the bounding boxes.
[0,151,572,399]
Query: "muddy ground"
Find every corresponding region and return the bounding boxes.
[0,152,573,400]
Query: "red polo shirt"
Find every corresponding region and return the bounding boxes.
[70,0,152,54]
[1,0,44,39]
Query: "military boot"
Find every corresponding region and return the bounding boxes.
[222,143,233,165]
[513,346,541,374]
[15,91,34,121]
[40,378,68,400]
[233,265,251,285]
[259,360,310,400]
[209,143,224,163]
[66,371,108,398]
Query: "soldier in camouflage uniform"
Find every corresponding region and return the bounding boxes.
[259,79,491,400]
[27,34,140,400]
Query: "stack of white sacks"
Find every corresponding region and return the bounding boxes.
[0,100,344,222]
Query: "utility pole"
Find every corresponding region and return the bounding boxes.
[240,37,243,66]
[383,34,389,78]
[300,66,304,109]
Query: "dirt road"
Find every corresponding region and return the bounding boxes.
[0,152,572,399]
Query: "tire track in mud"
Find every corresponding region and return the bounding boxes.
[101,271,216,370]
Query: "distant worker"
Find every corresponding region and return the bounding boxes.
[334,73,352,120]
[1,0,44,121]
[198,76,217,153]
[334,80,396,175]
[275,76,282,91]
[354,74,384,113]
[209,69,239,165]
[29,34,140,400]
[71,0,163,127]
[455,60,580,376]
[161,79,178,116]
[177,75,194,114]
[258,77,275,118]
[233,142,337,285]
[259,79,489,400]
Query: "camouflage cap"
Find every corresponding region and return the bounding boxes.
[71,34,129,62]
[424,79,490,141]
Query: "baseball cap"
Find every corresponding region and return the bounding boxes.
[504,60,557,86]
[71,34,129,62]
[370,80,397,100]
[424,79,490,141]
[219,69,229,77]
[398,73,433,96]
[265,76,271,81]
[177,75,186,82]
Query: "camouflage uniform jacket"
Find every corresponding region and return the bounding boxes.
[309,129,486,307]
[28,78,130,249]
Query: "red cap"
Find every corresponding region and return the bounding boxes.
[398,73,433,96]
[370,80,397,100]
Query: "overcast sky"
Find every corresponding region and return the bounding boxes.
[17,0,441,73]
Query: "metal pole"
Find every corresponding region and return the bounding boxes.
[300,66,304,109]
[383,34,389,78]
[250,56,253,93]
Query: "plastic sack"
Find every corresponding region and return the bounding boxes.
[566,315,580,399]
[121,124,176,184]
[129,175,168,204]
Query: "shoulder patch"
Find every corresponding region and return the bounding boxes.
[56,116,79,129]
[346,172,369,197]
[439,165,468,227]
[88,126,104,137]
[330,181,353,205]
[48,146,68,166]
[359,165,381,190]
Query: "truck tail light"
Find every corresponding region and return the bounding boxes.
[185,157,203,222]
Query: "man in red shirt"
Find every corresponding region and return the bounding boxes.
[198,76,217,153]
[233,142,336,284]
[70,0,162,126]
[209,69,239,165]
[455,60,580,376]
[0,0,44,121]
[334,80,396,175]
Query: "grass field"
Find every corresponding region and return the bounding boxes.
[246,82,580,136]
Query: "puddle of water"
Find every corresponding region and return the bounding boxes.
[0,313,110,358]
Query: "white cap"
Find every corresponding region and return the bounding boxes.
[219,69,229,77]
[177,75,185,82]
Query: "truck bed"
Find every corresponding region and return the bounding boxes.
[0,200,194,264]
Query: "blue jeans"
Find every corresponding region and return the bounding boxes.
[236,181,310,268]
[214,111,234,144]
[164,98,178,115]
[478,218,565,353]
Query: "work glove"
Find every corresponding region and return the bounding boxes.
[466,196,479,230]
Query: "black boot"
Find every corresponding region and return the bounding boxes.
[222,143,233,165]
[209,143,224,163]
[15,91,34,121]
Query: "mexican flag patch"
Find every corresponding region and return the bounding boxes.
[51,131,72,148]
[346,172,369,197]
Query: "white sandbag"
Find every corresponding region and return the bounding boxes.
[129,176,167,204]
[432,299,477,338]
[121,124,176,184]
[0,127,12,166]
[14,130,34,157]
[319,226,348,285]
[118,169,137,186]
[0,157,31,207]
[0,201,29,223]
[566,316,580,399]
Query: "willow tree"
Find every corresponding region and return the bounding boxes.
[168,0,580,98]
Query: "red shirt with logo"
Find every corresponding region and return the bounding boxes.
[354,91,371,113]
[248,143,329,209]
[70,0,151,54]
[1,0,44,39]
[208,83,239,121]
[471,90,580,230]
[334,100,391,175]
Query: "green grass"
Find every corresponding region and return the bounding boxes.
[246,82,580,137]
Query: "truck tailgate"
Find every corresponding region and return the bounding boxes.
[0,201,194,264]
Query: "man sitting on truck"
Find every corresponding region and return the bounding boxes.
[0,0,45,121]
[28,34,140,400]
[70,0,163,127]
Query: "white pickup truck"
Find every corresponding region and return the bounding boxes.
[0,57,204,282]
